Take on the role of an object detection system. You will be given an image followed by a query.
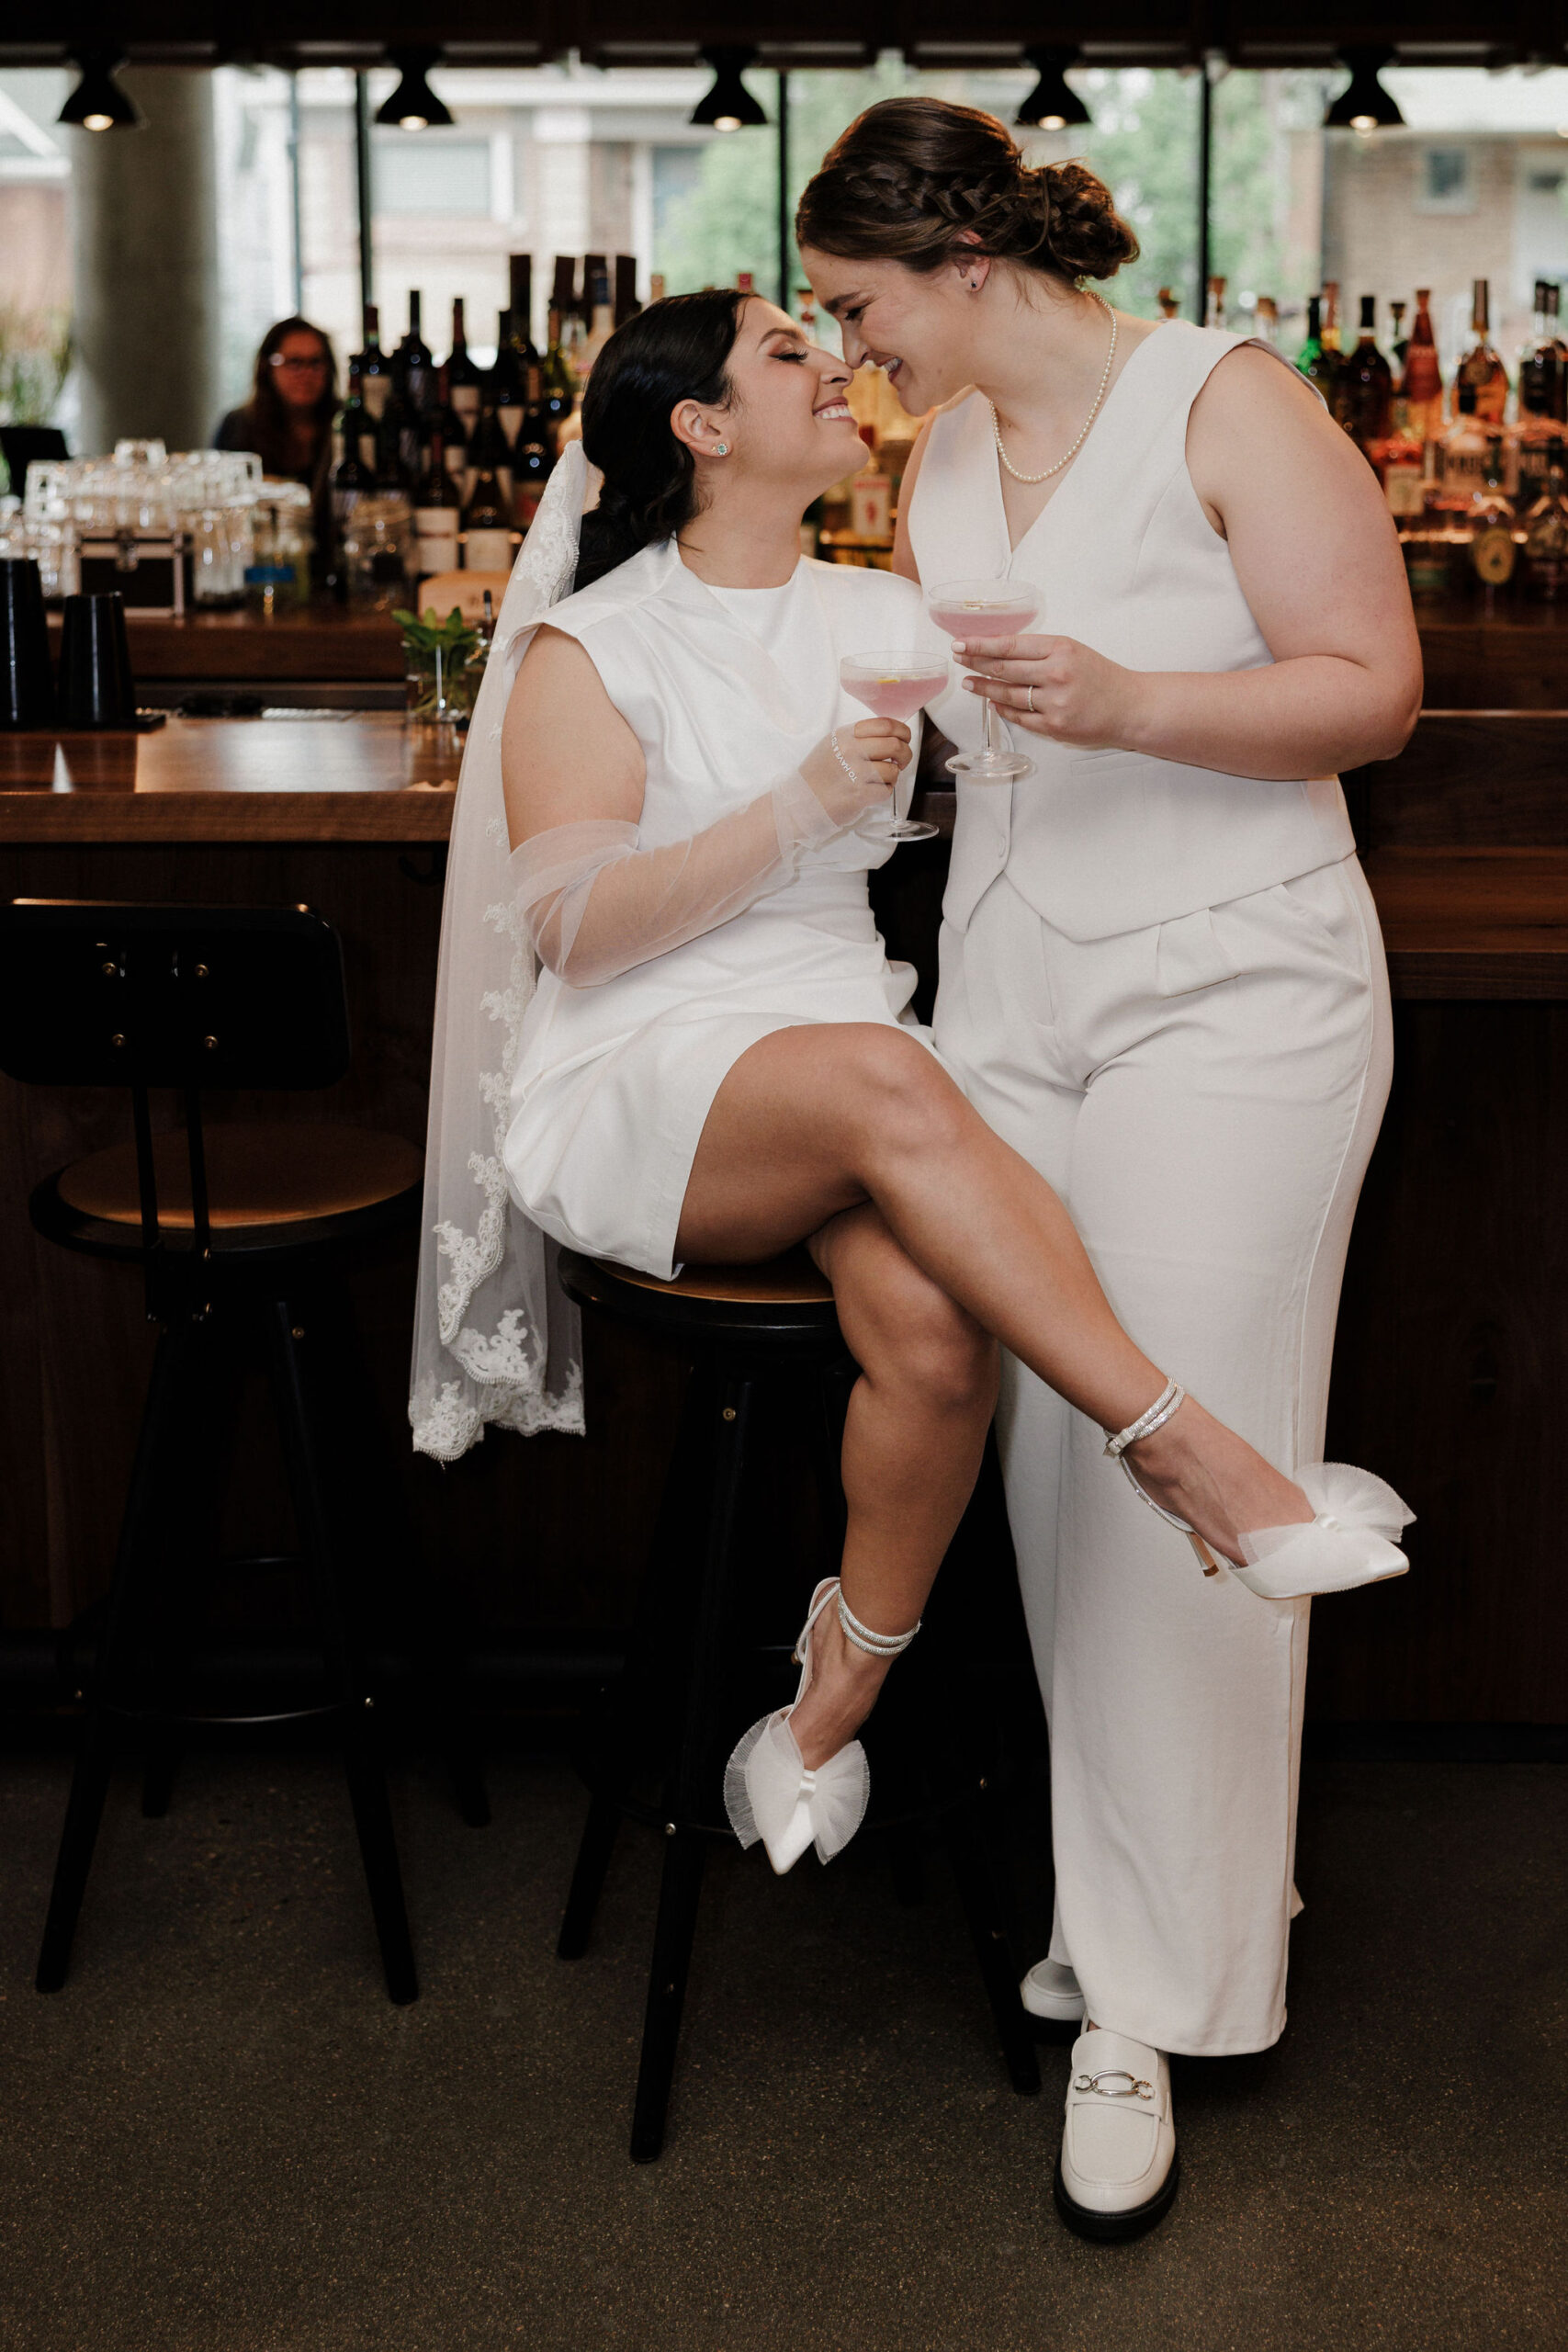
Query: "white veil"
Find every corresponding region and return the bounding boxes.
[408,443,595,1461]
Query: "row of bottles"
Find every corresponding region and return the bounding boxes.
[331,254,642,596]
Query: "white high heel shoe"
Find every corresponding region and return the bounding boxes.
[1106,1380,1415,1601]
[723,1578,919,1874]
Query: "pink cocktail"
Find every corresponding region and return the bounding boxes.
[927,578,1041,782]
[837,650,944,841]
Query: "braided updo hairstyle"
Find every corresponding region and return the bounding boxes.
[795,96,1137,286]
[574,288,746,591]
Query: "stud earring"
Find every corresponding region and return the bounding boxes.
[714,441,729,455]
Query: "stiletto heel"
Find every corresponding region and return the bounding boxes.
[723,1578,919,1875]
[1104,1385,1416,1600]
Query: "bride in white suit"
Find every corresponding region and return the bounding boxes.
[416,284,1408,2093]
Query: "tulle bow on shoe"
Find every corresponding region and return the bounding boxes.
[1235,1464,1414,1600]
[724,1712,870,1875]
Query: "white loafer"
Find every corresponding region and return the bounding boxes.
[1021,1956,1085,2030]
[1055,2027,1178,2242]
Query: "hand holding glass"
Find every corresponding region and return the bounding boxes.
[837,651,948,841]
[927,580,1041,782]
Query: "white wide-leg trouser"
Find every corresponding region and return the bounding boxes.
[934,854,1393,2056]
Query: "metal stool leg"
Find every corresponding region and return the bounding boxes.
[267,1298,418,2006]
[941,1795,1041,2097]
[627,1365,755,2161]
[36,1326,195,1994]
[557,1792,623,1962]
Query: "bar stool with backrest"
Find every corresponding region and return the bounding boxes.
[0,899,447,2006]
[555,1247,1041,2163]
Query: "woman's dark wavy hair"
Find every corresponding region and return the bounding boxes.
[233,317,338,478]
[575,289,746,592]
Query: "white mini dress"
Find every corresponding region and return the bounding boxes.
[503,537,938,1279]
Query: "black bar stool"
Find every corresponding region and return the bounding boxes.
[556,1247,1041,2162]
[0,899,452,2006]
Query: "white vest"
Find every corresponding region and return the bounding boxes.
[907,323,1356,942]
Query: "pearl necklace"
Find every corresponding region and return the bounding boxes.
[990,292,1119,485]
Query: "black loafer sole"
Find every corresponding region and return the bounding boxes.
[1053,2149,1179,2243]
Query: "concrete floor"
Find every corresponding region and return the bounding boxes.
[1,1747,1563,2352]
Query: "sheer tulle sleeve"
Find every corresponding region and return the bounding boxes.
[510,764,847,988]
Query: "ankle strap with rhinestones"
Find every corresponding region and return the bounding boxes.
[1103,1378,1186,1460]
[837,1589,921,1658]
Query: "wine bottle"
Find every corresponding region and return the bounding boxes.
[508,254,540,381]
[1518,281,1561,421]
[413,429,463,580]
[467,400,514,524]
[331,359,376,573]
[581,262,615,376]
[1401,289,1445,445]
[461,429,514,572]
[489,309,528,451]
[1453,280,1508,426]
[359,304,391,422]
[423,366,468,491]
[1296,296,1338,410]
[394,291,434,416]
[513,396,557,530]
[445,298,484,438]
[614,255,639,327]
[1319,283,1350,428]
[1523,435,1568,599]
[1549,284,1568,425]
[1344,295,1393,451]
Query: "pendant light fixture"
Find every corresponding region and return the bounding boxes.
[691,47,768,133]
[1324,48,1404,133]
[1016,46,1091,133]
[376,47,454,132]
[58,51,141,133]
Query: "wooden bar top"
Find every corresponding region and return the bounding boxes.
[0,715,458,842]
[3,711,1567,996]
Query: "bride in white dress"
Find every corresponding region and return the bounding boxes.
[456,289,1408,1873]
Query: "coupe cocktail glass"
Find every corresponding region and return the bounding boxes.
[838,650,948,841]
[927,579,1041,782]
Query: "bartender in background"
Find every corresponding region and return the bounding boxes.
[214,317,337,565]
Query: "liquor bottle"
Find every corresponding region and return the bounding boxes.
[1465,433,1517,595]
[359,304,392,422]
[1453,280,1507,425]
[1441,380,1490,500]
[1381,397,1426,521]
[1319,283,1350,428]
[649,273,667,306]
[1203,276,1226,331]
[1296,296,1338,410]
[1518,281,1561,422]
[1344,295,1393,451]
[1401,288,1444,445]
[413,429,463,580]
[330,359,376,572]
[539,312,575,443]
[581,262,616,376]
[394,291,434,416]
[737,269,756,297]
[461,440,514,572]
[1253,296,1280,348]
[614,255,639,326]
[513,401,556,531]
[508,254,540,385]
[1389,300,1408,369]
[468,401,514,520]
[1156,287,1180,322]
[581,254,608,341]
[1550,284,1568,424]
[489,309,529,451]
[1522,437,1568,599]
[849,429,893,545]
[445,298,485,438]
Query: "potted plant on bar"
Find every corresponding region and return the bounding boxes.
[394,603,486,728]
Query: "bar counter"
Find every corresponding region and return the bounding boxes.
[0,707,1563,1725]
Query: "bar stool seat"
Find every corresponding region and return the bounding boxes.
[556,1245,1040,2163]
[52,1121,423,1236]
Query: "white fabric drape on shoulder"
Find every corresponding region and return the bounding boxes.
[408,443,595,1461]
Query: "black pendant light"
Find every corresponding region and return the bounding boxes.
[58,51,141,133]
[691,47,768,133]
[376,47,455,132]
[1324,48,1404,132]
[1016,46,1091,133]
